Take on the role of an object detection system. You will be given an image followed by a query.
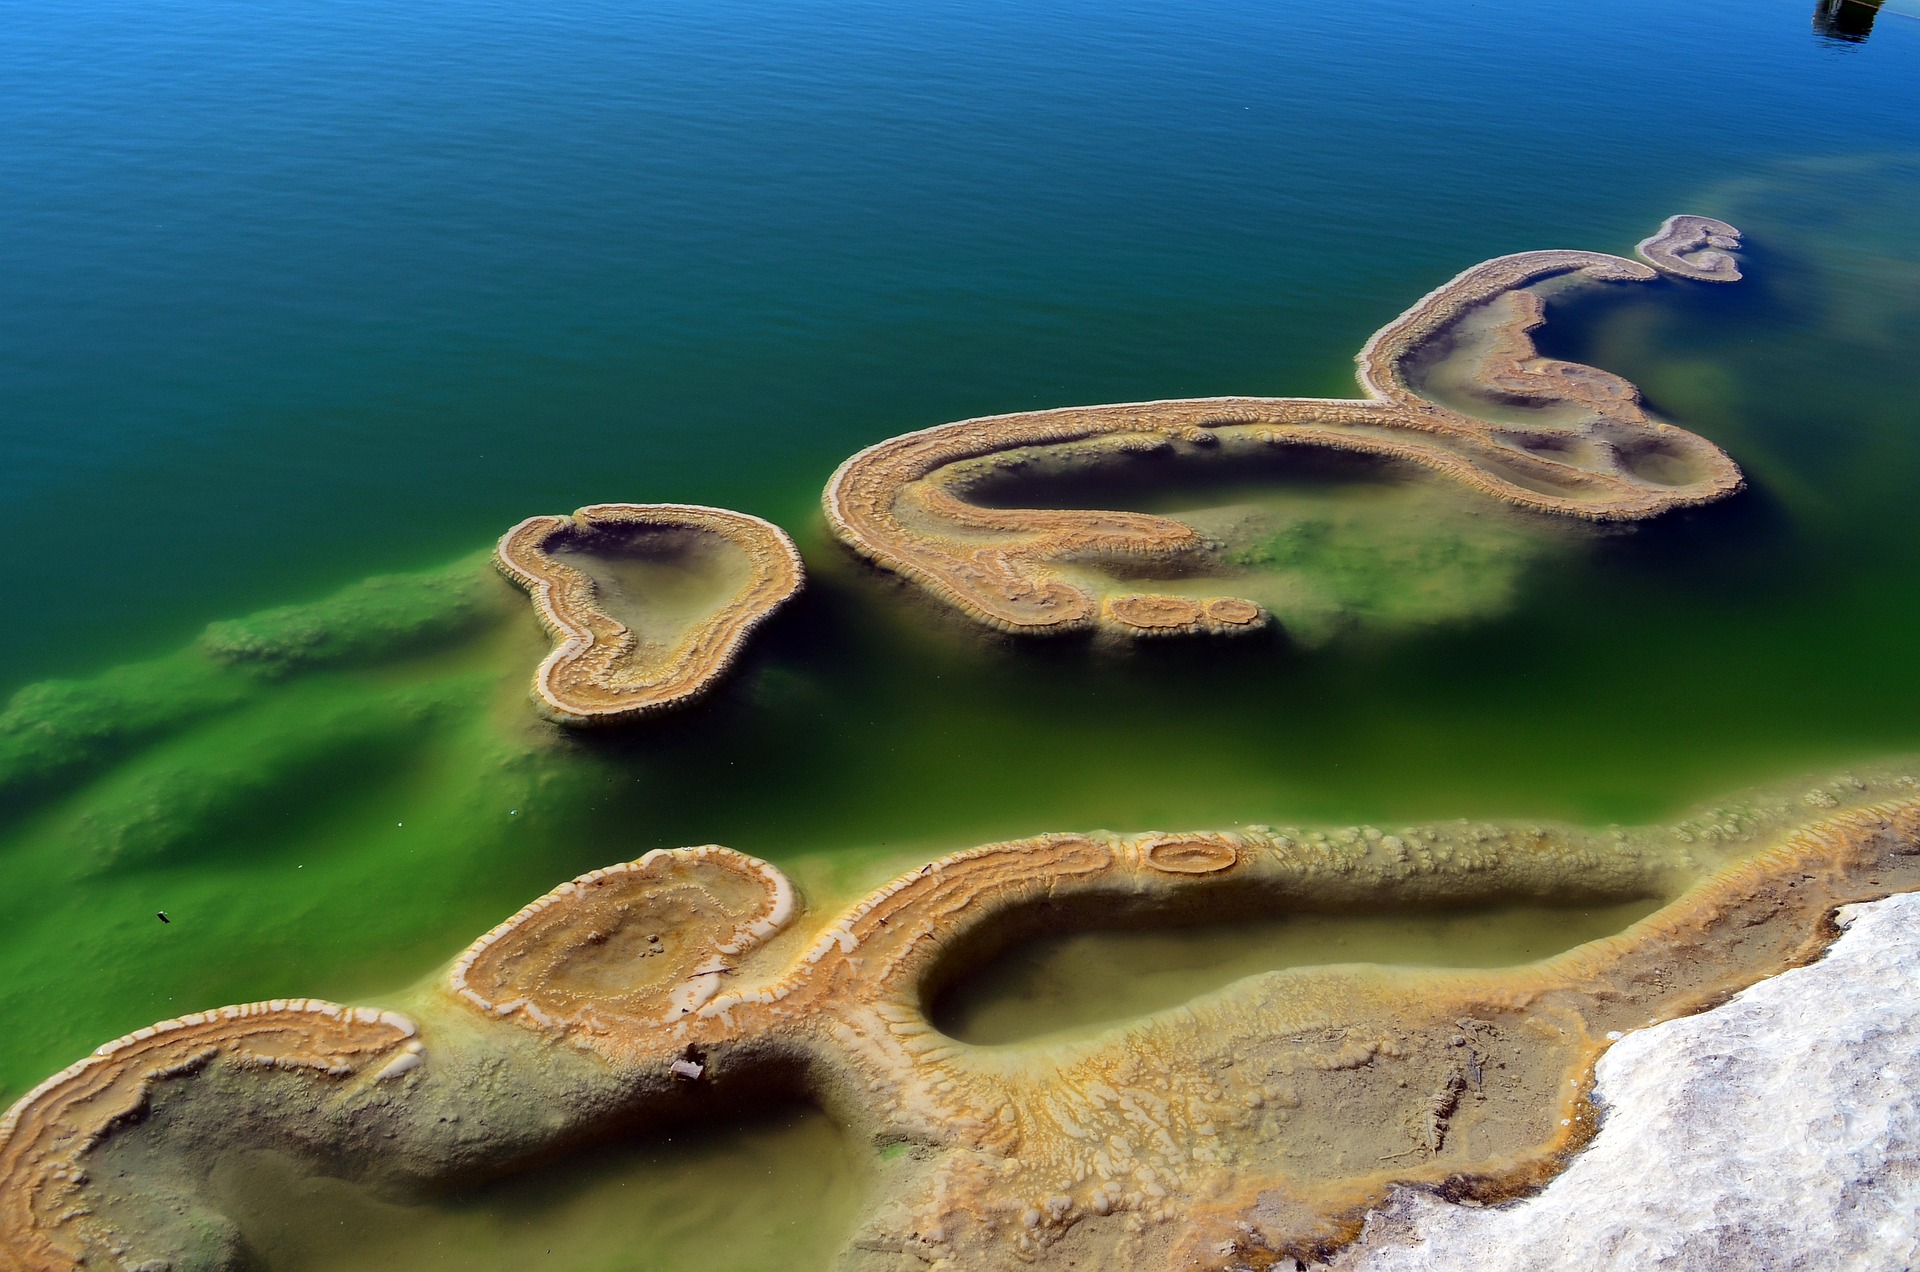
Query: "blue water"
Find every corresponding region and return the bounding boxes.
[3,0,1916,686]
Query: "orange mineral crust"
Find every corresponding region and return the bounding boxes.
[822,217,1746,636]
[0,1001,419,1272]
[6,768,1920,1271]
[494,502,804,724]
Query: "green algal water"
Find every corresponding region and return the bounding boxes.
[1,0,1918,1262]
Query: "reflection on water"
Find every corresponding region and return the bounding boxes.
[208,1106,868,1272]
[1814,0,1884,42]
[933,896,1661,1046]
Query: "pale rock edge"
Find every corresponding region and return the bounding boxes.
[1328,891,1920,1272]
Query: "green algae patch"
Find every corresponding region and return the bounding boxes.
[0,699,620,1102]
[0,554,504,813]
[1202,477,1565,646]
[967,448,1576,648]
[64,682,471,877]
[198,558,500,676]
[0,652,250,810]
[0,553,582,1102]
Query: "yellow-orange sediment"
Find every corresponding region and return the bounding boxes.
[9,768,1920,1270]
[823,218,1746,636]
[0,1000,417,1272]
[494,502,804,724]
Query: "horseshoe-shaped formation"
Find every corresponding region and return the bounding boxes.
[6,762,1919,1271]
[825,216,1745,636]
[1635,214,1744,283]
[494,503,804,723]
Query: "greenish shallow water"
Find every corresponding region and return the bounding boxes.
[2,0,1919,1264]
[933,897,1665,1047]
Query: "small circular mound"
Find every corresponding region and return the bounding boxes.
[1203,597,1264,627]
[1635,214,1743,283]
[449,846,794,1033]
[495,503,805,724]
[1142,836,1240,874]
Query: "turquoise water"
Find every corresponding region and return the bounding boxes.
[2,1,1920,1264]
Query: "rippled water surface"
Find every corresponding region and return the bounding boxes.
[2,0,1918,1264]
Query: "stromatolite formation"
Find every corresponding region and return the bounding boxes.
[823,218,1746,636]
[494,502,804,723]
[7,767,1920,1271]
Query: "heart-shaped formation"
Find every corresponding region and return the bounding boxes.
[494,503,804,724]
[1634,214,1744,282]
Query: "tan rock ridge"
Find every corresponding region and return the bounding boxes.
[823,217,1746,637]
[494,502,804,724]
[0,1001,419,1272]
[7,768,1920,1271]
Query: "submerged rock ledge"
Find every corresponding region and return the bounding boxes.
[1330,889,1920,1272]
[4,766,1918,1271]
[823,216,1744,637]
[494,502,803,724]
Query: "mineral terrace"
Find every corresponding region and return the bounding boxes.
[6,764,1918,1271]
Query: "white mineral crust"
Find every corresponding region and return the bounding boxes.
[1331,890,1920,1271]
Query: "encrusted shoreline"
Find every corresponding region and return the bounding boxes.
[1327,888,1920,1271]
